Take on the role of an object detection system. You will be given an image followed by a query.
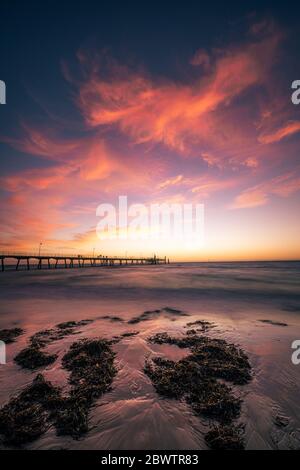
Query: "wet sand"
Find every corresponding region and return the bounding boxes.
[0,262,300,449]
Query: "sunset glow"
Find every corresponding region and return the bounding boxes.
[1,11,299,261]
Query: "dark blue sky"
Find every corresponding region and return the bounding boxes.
[1,1,299,96]
[1,1,299,173]
[0,1,299,121]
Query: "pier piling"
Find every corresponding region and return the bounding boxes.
[0,253,169,272]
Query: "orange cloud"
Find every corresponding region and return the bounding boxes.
[77,25,281,166]
[158,175,183,189]
[258,121,300,144]
[191,178,237,198]
[230,189,268,209]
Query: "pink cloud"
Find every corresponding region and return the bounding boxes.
[77,24,281,168]
[158,175,184,189]
[230,171,300,209]
[258,121,300,144]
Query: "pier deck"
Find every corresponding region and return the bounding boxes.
[0,253,169,271]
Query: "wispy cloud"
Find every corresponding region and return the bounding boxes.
[230,171,300,209]
[77,23,282,168]
[258,121,300,144]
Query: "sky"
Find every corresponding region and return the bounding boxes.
[0,1,300,261]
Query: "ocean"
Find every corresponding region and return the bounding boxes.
[0,261,300,449]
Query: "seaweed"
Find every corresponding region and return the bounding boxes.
[186,329,197,335]
[30,319,94,348]
[14,345,57,369]
[145,328,252,450]
[185,320,215,332]
[54,396,89,437]
[127,317,142,325]
[148,332,251,384]
[100,315,124,323]
[162,307,184,315]
[62,339,116,395]
[204,424,245,450]
[148,331,207,349]
[1,338,117,444]
[30,328,76,348]
[144,357,241,422]
[259,319,288,327]
[14,319,94,370]
[0,374,61,445]
[143,309,161,314]
[128,310,158,324]
[0,328,24,344]
[128,307,187,324]
[121,331,139,337]
[56,319,93,329]
[55,339,117,437]
[108,331,140,344]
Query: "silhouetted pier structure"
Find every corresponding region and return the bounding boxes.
[0,253,170,272]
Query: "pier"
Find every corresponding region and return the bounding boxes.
[0,253,169,272]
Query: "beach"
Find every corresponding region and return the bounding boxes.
[0,261,300,450]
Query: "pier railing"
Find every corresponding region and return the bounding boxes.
[0,253,169,271]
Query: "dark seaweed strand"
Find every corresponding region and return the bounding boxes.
[0,328,24,344]
[145,327,251,449]
[14,319,93,370]
[0,338,117,445]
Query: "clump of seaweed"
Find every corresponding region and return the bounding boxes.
[145,328,252,449]
[192,342,251,385]
[56,319,93,329]
[108,331,140,344]
[163,307,185,315]
[54,396,89,437]
[148,331,206,349]
[14,346,57,370]
[128,307,187,325]
[186,329,197,335]
[0,338,117,444]
[62,339,116,399]
[29,328,74,349]
[259,319,288,327]
[121,331,139,337]
[148,332,251,385]
[0,374,61,445]
[30,319,93,348]
[55,339,117,437]
[204,424,245,450]
[185,319,215,332]
[0,328,24,344]
[100,315,124,323]
[14,319,94,370]
[128,310,159,324]
[144,357,241,422]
